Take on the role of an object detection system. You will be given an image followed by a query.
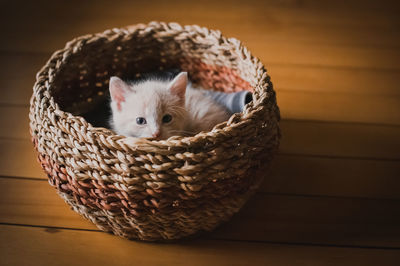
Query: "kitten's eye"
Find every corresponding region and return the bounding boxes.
[162,114,172,123]
[136,117,147,125]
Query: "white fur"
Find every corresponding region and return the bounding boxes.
[109,73,230,139]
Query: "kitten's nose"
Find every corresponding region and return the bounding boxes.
[152,130,161,139]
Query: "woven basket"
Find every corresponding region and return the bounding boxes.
[29,22,281,241]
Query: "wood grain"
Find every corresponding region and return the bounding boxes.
[279,120,400,159]
[1,137,399,199]
[2,112,400,199]
[0,106,29,139]
[269,65,400,96]
[216,194,400,247]
[1,177,399,248]
[0,178,95,230]
[1,1,399,69]
[2,54,400,105]
[263,155,400,199]
[2,106,400,159]
[0,53,47,106]
[0,139,45,179]
[2,30,398,70]
[2,53,400,125]
[2,225,399,266]
[278,90,400,125]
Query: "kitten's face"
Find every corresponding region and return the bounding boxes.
[109,73,188,139]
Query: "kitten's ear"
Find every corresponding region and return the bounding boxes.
[109,76,130,110]
[168,72,187,99]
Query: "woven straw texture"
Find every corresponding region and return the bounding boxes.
[29,22,281,241]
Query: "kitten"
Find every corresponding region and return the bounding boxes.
[109,72,230,140]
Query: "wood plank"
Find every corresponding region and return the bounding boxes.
[4,90,400,126]
[249,41,400,70]
[0,1,399,69]
[262,155,400,199]
[2,30,398,70]
[0,139,45,179]
[2,55,400,125]
[2,17,398,52]
[0,53,47,106]
[278,90,400,125]
[301,0,400,13]
[5,106,398,160]
[216,194,400,247]
[2,53,400,108]
[1,178,400,248]
[0,70,400,125]
[2,113,400,199]
[2,0,399,43]
[1,136,399,199]
[2,225,399,266]
[279,120,400,160]
[6,90,400,128]
[269,65,400,96]
[4,76,400,127]
[0,178,95,230]
[0,106,29,139]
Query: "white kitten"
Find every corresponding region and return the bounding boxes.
[109,72,230,140]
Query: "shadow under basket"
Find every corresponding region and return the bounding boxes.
[29,22,281,241]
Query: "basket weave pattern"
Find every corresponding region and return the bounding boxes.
[29,22,280,240]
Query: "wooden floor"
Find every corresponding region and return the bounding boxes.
[1,0,400,265]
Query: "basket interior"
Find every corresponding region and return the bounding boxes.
[49,30,254,128]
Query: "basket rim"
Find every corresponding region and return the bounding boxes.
[30,21,278,154]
